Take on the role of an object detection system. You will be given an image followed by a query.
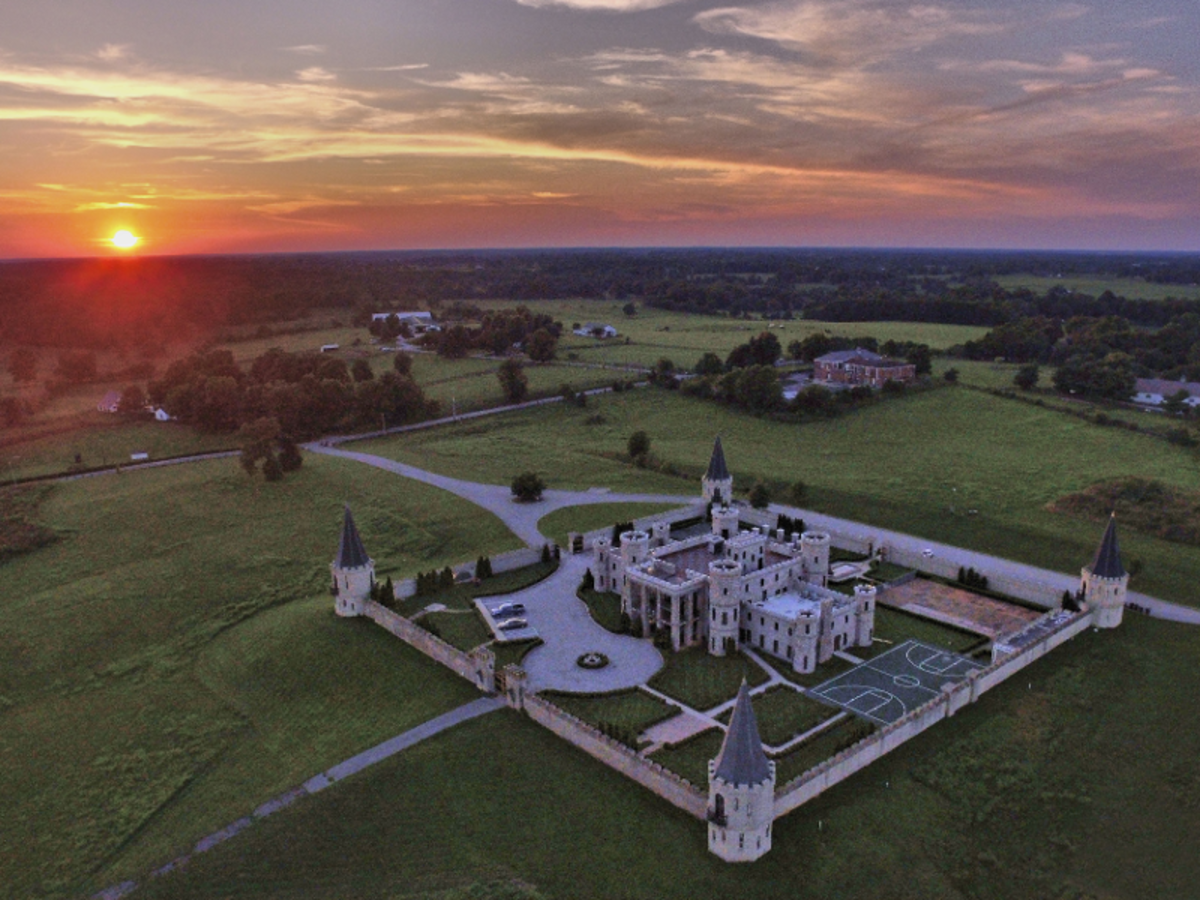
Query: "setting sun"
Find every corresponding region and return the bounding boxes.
[112,230,139,250]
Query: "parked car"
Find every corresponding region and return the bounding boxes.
[496,618,528,631]
[921,548,935,558]
[493,602,525,617]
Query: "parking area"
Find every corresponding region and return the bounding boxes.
[810,640,985,725]
[475,598,539,642]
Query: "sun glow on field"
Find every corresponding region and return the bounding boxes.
[111,230,139,249]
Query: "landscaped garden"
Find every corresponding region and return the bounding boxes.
[648,648,770,712]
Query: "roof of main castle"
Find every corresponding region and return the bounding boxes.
[336,504,371,569]
[1089,514,1126,579]
[705,436,731,482]
[713,681,771,786]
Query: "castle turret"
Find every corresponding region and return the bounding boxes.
[620,529,651,568]
[800,531,830,586]
[702,436,734,505]
[707,558,743,656]
[331,505,375,617]
[1081,514,1128,629]
[708,681,775,862]
[712,504,740,541]
[853,583,877,647]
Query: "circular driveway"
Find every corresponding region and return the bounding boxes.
[489,554,664,692]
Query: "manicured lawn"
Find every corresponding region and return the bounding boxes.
[537,501,684,545]
[772,717,877,785]
[541,688,676,737]
[421,610,492,651]
[489,638,542,670]
[648,648,770,712]
[717,685,841,747]
[107,616,1200,900]
[867,561,914,583]
[578,587,625,633]
[397,561,559,615]
[651,728,726,786]
[0,454,520,898]
[780,654,857,688]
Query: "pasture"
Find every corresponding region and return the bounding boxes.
[0,453,522,898]
[992,274,1200,301]
[355,385,1200,605]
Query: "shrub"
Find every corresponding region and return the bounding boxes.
[749,481,771,509]
[627,430,651,459]
[511,472,545,502]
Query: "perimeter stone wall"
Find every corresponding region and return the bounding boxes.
[363,600,495,692]
[773,608,1093,818]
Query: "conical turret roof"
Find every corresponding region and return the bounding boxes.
[705,436,730,482]
[1089,514,1126,579]
[713,681,771,786]
[336,505,371,569]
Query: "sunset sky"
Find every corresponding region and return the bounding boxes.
[1,0,1198,257]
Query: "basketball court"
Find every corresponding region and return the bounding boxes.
[809,640,984,725]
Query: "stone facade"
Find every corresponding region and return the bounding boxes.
[813,348,916,387]
[594,500,874,673]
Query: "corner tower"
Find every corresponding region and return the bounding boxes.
[1081,514,1128,629]
[708,682,775,862]
[331,505,375,617]
[702,436,734,505]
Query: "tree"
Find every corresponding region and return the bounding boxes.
[622,302,637,317]
[541,543,553,563]
[278,440,303,473]
[1014,364,1040,391]
[511,471,546,502]
[942,368,959,383]
[1163,389,1191,417]
[749,481,771,509]
[497,358,528,403]
[580,568,595,591]
[56,351,98,383]
[627,430,650,459]
[392,352,413,376]
[526,328,557,363]
[351,359,374,383]
[262,455,283,482]
[238,416,281,478]
[437,325,472,359]
[117,384,146,415]
[694,352,724,377]
[789,481,807,504]
[651,357,677,388]
[7,347,37,384]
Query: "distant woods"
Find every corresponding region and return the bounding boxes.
[148,347,436,438]
[4,249,1200,353]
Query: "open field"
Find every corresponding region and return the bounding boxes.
[354,386,1200,606]
[128,614,1200,900]
[993,274,1200,300]
[0,453,523,898]
[538,502,680,545]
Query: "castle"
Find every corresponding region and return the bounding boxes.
[592,438,877,674]
[328,438,1131,865]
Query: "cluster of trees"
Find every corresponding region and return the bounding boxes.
[148,347,436,437]
[238,416,304,481]
[369,576,396,606]
[956,567,990,591]
[474,556,494,579]
[426,306,561,361]
[415,567,457,596]
[776,513,807,535]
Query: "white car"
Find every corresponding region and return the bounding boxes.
[496,618,528,631]
[921,548,935,558]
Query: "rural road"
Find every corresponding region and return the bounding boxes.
[311,443,1200,627]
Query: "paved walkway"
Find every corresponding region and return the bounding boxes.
[307,443,694,547]
[93,696,505,900]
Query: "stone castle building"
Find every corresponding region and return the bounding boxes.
[593,439,876,674]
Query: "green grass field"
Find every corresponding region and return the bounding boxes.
[125,615,1200,900]
[648,648,771,712]
[992,275,1200,301]
[538,502,682,545]
[0,453,523,898]
[354,386,1200,606]
[716,685,841,746]
[541,688,676,737]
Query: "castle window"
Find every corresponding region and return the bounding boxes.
[787,646,793,658]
